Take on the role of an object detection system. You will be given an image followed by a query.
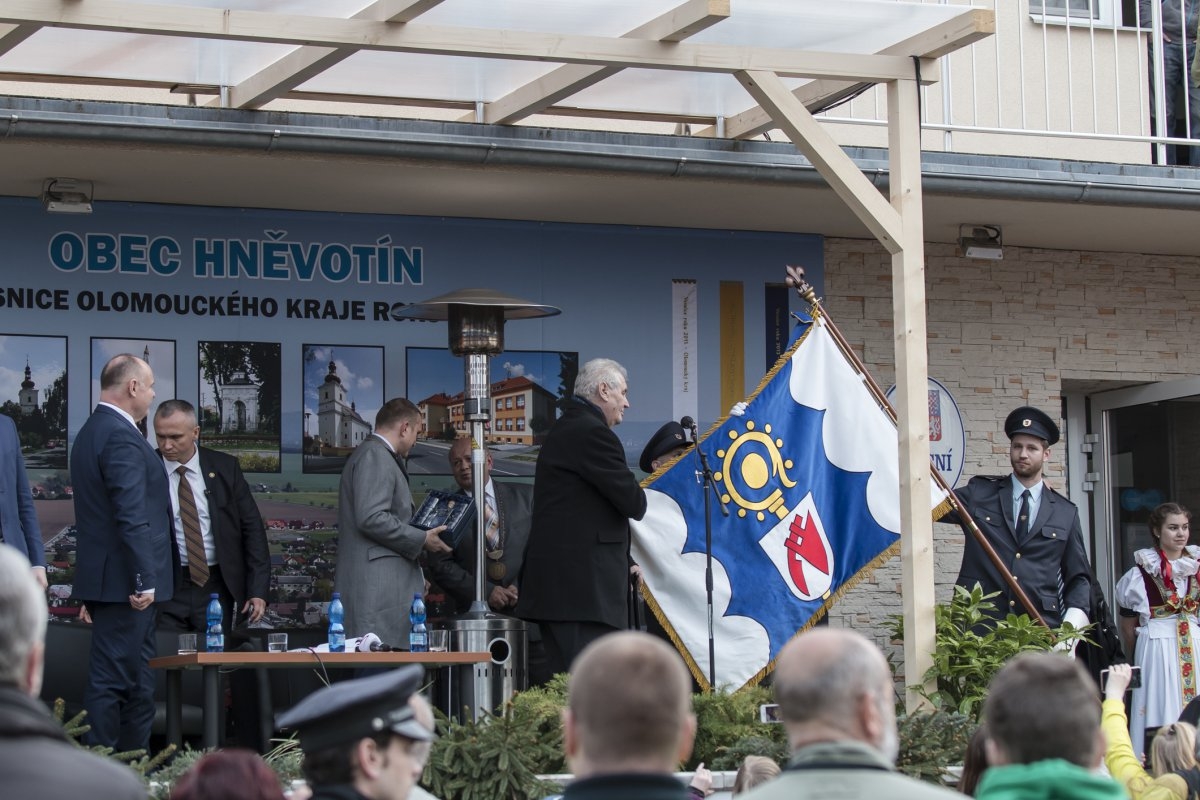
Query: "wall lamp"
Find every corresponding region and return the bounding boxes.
[958,224,1003,260]
[42,178,94,214]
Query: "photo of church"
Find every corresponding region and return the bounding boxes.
[0,334,67,470]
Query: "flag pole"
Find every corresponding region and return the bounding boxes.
[784,266,1048,628]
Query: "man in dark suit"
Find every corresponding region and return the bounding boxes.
[0,413,45,590]
[71,353,176,750]
[515,358,648,677]
[951,405,1091,631]
[428,436,533,615]
[153,398,272,749]
[152,399,270,632]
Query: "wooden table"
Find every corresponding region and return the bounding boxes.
[150,651,489,749]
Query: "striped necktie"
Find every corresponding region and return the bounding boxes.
[176,465,209,585]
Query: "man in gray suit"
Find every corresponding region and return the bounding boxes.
[334,398,451,649]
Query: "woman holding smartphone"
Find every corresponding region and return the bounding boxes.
[1117,502,1200,758]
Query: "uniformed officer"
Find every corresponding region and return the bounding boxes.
[276,664,434,800]
[949,405,1092,632]
[639,421,693,475]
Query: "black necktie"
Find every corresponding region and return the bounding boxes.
[1016,489,1031,539]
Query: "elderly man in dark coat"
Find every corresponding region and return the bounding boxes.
[515,357,647,677]
[0,546,146,799]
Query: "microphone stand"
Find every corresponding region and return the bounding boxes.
[687,419,727,690]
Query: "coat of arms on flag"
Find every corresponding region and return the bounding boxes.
[631,309,950,691]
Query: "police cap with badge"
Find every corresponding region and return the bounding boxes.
[276,663,432,752]
[1004,405,1060,446]
[639,421,692,474]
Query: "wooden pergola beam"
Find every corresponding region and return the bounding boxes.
[734,70,903,253]
[698,9,993,139]
[0,23,38,57]
[0,0,937,84]
[464,0,729,125]
[213,0,446,110]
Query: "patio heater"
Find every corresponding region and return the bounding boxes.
[398,288,559,719]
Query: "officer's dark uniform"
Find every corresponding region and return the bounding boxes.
[950,406,1092,626]
[275,665,433,800]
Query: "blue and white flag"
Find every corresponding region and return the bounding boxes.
[631,311,951,690]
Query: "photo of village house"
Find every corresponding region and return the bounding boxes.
[0,334,67,471]
[406,348,577,478]
[198,340,282,473]
[300,344,383,475]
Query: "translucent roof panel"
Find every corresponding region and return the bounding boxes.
[0,0,980,121]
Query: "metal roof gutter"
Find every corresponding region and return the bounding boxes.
[2,96,1198,210]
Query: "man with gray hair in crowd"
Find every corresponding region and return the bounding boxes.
[742,628,961,800]
[558,630,696,799]
[0,546,146,798]
[516,358,648,677]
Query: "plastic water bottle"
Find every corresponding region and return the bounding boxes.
[328,592,345,653]
[205,593,224,653]
[409,593,428,653]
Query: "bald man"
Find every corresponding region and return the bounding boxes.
[72,353,177,751]
[560,631,696,799]
[427,437,533,615]
[741,628,960,800]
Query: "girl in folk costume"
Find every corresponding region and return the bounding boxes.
[1117,502,1200,758]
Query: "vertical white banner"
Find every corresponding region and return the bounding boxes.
[672,279,698,425]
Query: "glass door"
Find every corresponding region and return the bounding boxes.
[1090,379,1200,603]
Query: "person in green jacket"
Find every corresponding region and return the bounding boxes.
[976,652,1126,800]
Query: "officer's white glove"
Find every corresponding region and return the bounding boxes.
[730,401,748,417]
[1053,606,1090,659]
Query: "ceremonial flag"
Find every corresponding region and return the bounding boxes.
[631,310,951,690]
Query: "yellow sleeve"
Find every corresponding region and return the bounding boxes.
[1102,698,1184,800]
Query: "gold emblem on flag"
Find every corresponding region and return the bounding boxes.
[712,420,796,523]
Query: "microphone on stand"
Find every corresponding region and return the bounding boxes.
[680,416,697,442]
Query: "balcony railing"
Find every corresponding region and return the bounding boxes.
[817,0,1199,167]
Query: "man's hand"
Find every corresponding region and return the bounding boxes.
[1053,607,1089,659]
[243,597,267,624]
[423,526,453,554]
[1103,663,1134,701]
[32,567,48,591]
[489,584,519,610]
[78,604,92,625]
[129,592,153,612]
[630,563,643,586]
[689,763,712,797]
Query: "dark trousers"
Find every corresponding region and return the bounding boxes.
[539,621,620,677]
[84,601,158,751]
[156,564,235,633]
[1148,40,1200,165]
[156,566,271,752]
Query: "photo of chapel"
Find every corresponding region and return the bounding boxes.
[198,341,282,473]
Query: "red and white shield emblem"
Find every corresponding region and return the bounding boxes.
[758,492,834,601]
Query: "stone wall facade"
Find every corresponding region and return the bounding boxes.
[818,237,1200,681]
